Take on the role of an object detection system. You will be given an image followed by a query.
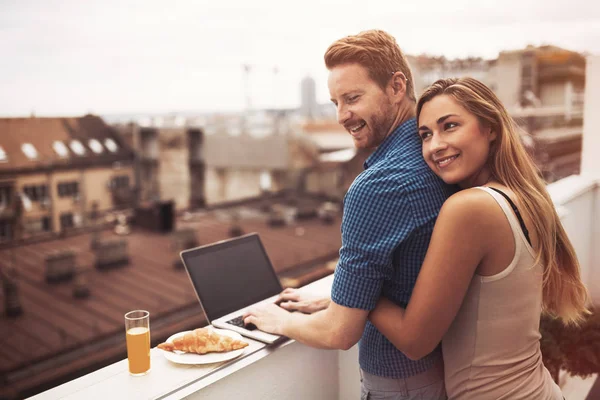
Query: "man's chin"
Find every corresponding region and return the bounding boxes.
[352,137,367,149]
[353,138,376,150]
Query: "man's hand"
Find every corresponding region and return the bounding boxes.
[243,303,291,335]
[276,288,331,314]
[244,296,368,350]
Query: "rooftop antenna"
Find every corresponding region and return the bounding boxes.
[273,65,280,135]
[243,64,252,111]
[273,65,279,109]
[243,64,252,134]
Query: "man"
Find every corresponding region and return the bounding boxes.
[243,30,454,399]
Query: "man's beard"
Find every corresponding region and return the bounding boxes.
[367,110,394,148]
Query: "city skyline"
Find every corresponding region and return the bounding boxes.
[1,0,599,116]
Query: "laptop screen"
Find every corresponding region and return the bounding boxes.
[182,234,283,322]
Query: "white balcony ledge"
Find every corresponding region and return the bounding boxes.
[30,274,362,400]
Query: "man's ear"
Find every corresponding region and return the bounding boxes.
[390,72,407,99]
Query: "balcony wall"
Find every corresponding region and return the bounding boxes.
[548,176,600,304]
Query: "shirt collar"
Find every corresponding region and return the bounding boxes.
[364,117,418,170]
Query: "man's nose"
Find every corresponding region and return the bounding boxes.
[337,105,351,125]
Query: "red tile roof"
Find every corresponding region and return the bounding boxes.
[0,115,132,173]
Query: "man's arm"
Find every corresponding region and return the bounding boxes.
[246,173,414,350]
[244,301,367,350]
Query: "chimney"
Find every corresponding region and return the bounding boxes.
[72,268,90,299]
[2,271,23,317]
[228,212,244,237]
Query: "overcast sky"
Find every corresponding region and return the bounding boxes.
[1,0,599,116]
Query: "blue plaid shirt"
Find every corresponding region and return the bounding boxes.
[331,117,455,378]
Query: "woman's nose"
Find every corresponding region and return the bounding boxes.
[430,134,448,153]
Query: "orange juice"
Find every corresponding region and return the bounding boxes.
[126,326,151,375]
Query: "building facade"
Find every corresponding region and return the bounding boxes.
[0,115,135,243]
[409,45,586,182]
[117,114,322,209]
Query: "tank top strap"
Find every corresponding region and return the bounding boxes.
[474,186,528,254]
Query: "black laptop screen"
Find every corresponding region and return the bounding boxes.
[182,234,283,322]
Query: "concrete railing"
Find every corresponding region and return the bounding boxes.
[31,275,363,400]
[547,175,600,305]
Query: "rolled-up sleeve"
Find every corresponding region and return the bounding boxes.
[331,171,415,310]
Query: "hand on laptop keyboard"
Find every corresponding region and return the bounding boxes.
[276,288,331,314]
[227,315,257,331]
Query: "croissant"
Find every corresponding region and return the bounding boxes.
[157,328,248,354]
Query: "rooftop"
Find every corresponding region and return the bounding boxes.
[0,115,133,174]
[0,193,341,398]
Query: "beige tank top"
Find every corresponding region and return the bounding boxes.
[442,187,563,400]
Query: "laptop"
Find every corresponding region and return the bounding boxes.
[180,232,284,344]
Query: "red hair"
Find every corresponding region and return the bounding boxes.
[324,29,416,102]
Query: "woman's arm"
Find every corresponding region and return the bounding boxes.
[369,189,495,360]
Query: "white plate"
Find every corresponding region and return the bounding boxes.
[159,328,247,365]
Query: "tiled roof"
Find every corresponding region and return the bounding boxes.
[0,201,341,398]
[0,115,132,173]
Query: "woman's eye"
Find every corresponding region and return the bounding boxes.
[444,122,458,130]
[420,132,432,141]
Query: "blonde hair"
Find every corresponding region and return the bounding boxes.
[324,29,416,102]
[417,77,589,324]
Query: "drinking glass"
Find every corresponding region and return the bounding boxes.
[125,310,151,376]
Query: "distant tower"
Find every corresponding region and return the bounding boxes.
[300,75,318,120]
[243,64,252,112]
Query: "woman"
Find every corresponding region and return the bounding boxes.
[367,77,589,399]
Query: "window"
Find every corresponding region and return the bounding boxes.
[111,175,130,189]
[69,140,86,156]
[22,143,38,159]
[23,184,48,202]
[0,186,12,209]
[53,141,69,158]
[0,146,7,162]
[104,138,118,153]
[89,139,104,154]
[60,213,74,230]
[42,216,51,232]
[0,220,12,241]
[57,181,79,197]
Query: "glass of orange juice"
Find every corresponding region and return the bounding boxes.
[124,310,151,376]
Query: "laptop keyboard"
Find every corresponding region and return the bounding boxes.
[227,315,257,331]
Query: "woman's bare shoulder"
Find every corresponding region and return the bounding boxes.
[437,188,506,229]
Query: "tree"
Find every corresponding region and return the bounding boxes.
[540,308,600,383]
